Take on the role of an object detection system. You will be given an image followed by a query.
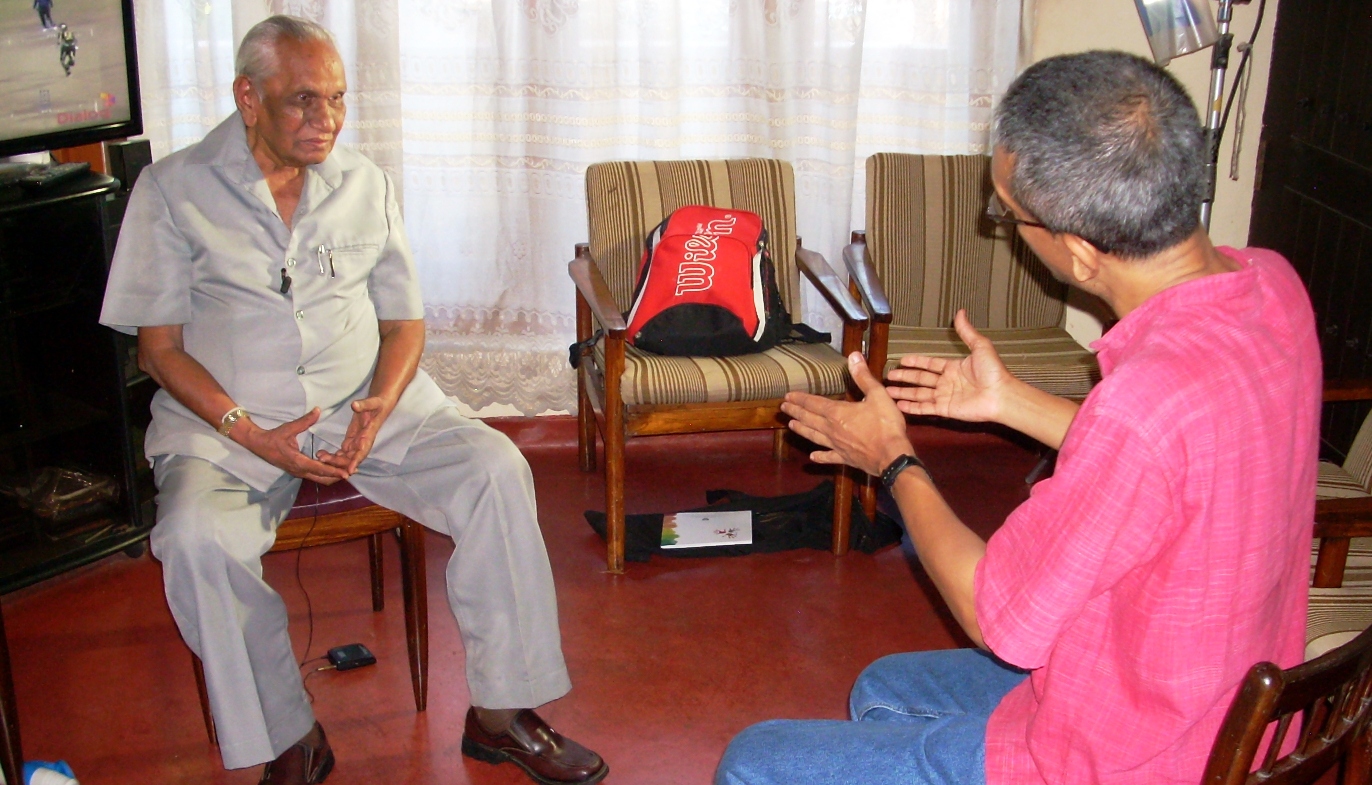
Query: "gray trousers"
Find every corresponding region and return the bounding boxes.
[150,408,571,770]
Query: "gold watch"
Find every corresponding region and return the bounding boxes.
[218,406,249,436]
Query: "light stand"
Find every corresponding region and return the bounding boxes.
[1199,0,1235,230]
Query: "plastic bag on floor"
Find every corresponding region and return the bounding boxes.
[585,480,903,562]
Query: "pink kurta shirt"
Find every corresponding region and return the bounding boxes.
[975,248,1321,784]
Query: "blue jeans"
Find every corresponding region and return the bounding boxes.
[715,649,1028,785]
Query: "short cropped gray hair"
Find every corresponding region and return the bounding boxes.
[235,15,336,82]
[993,51,1205,259]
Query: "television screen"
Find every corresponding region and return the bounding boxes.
[0,0,142,158]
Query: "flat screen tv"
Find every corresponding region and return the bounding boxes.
[0,0,142,158]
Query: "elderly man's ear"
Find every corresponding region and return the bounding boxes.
[233,76,259,126]
[1061,234,1105,284]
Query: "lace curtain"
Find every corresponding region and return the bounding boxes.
[132,0,1021,415]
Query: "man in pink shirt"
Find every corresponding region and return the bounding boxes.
[715,51,1321,785]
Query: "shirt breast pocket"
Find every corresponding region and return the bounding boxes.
[327,243,380,279]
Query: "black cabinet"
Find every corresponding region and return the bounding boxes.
[0,173,155,594]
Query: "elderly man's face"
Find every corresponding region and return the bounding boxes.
[238,37,346,169]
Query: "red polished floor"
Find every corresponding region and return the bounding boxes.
[1,418,1039,784]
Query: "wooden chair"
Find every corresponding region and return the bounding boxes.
[1308,380,1372,660]
[570,159,870,573]
[190,479,428,745]
[1202,623,1372,784]
[1199,384,1372,783]
[844,153,1102,511]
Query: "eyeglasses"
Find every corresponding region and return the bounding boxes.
[985,191,1048,230]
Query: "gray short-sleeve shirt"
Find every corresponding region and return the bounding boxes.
[100,114,450,491]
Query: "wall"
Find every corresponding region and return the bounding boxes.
[1028,0,1280,343]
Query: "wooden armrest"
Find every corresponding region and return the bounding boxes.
[1324,379,1372,403]
[1315,496,1372,535]
[842,233,892,323]
[795,246,868,326]
[569,243,627,335]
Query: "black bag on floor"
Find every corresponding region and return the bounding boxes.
[584,480,904,563]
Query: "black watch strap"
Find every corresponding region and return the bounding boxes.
[880,454,930,490]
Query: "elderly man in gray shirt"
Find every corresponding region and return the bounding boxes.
[99,15,606,785]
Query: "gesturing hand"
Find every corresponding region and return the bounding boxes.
[779,352,915,477]
[315,396,391,475]
[237,408,350,485]
[885,309,1013,423]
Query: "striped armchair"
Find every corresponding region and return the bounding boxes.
[569,159,870,573]
[845,153,1101,396]
[1308,380,1372,660]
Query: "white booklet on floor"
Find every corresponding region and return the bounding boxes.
[661,510,753,549]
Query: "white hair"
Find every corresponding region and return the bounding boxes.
[235,15,335,83]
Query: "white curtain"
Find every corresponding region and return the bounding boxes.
[131,0,1021,415]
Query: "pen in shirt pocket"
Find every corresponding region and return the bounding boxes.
[316,244,337,278]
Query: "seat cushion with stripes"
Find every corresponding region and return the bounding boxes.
[597,340,849,406]
[1307,515,1372,659]
[885,324,1101,399]
[1340,410,1372,495]
[1304,415,1372,659]
[1318,460,1372,499]
[1307,587,1372,659]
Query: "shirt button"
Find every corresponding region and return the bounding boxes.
[296,366,305,375]
[286,258,296,267]
[295,310,304,320]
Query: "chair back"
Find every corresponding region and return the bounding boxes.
[865,152,1068,330]
[1344,414,1372,494]
[585,159,800,314]
[1202,624,1372,785]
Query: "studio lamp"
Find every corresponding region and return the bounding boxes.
[1135,0,1258,229]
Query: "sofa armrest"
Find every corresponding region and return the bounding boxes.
[843,232,892,323]
[1315,496,1372,535]
[796,246,868,327]
[569,243,627,336]
[1324,379,1372,403]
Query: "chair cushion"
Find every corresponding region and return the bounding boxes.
[884,324,1100,399]
[287,479,377,519]
[1307,533,1372,657]
[597,340,850,406]
[1307,585,1372,656]
[1318,460,1372,499]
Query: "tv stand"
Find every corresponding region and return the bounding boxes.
[0,171,155,782]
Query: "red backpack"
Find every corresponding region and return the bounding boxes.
[623,206,791,356]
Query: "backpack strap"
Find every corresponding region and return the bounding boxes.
[784,322,831,345]
[568,329,604,369]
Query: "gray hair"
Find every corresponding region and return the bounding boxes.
[235,15,336,82]
[993,51,1205,259]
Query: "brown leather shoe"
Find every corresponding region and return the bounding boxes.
[461,708,608,785]
[259,722,334,784]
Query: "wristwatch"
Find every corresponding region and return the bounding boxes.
[880,454,930,490]
[218,406,250,437]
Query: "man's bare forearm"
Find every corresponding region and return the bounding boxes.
[138,324,239,428]
[369,319,425,410]
[889,467,988,648]
[995,378,1081,451]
